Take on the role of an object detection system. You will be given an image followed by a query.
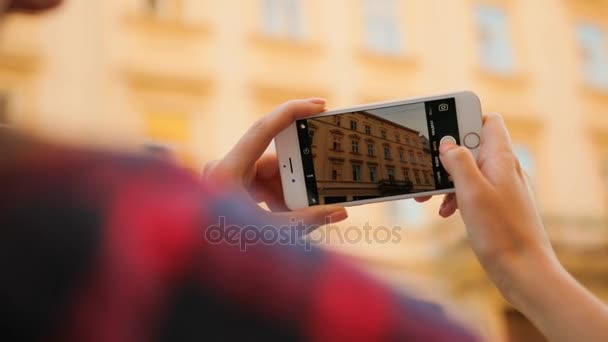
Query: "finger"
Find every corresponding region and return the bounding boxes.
[265,199,290,213]
[255,154,280,181]
[439,141,490,193]
[481,113,513,154]
[223,98,327,175]
[251,180,285,205]
[202,160,223,181]
[274,205,348,231]
[415,196,432,203]
[438,193,458,218]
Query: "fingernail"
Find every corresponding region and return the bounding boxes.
[326,206,348,222]
[439,141,458,154]
[309,98,326,105]
[438,205,446,217]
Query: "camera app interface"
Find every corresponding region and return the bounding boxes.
[297,98,460,206]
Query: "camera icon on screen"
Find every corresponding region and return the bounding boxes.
[438,103,449,112]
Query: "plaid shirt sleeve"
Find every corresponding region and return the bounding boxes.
[0,134,477,342]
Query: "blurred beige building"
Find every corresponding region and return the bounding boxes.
[1,0,608,340]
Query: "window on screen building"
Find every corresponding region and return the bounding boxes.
[476,5,515,74]
[262,0,303,38]
[576,24,608,89]
[369,166,377,182]
[367,143,375,157]
[363,0,402,54]
[352,164,362,181]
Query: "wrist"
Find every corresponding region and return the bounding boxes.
[498,250,567,313]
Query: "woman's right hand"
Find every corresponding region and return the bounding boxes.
[437,114,608,342]
[438,113,558,299]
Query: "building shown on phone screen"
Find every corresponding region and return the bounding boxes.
[308,111,434,204]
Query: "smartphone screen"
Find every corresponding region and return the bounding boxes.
[296,98,460,206]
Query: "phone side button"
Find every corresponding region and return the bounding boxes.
[464,133,480,149]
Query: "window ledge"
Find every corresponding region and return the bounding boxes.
[250,33,322,55]
[0,49,41,74]
[124,14,210,36]
[357,49,417,68]
[123,69,212,96]
[476,68,528,88]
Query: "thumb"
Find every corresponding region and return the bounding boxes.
[274,205,348,233]
[439,142,485,191]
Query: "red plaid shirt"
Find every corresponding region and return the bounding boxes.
[0,132,476,341]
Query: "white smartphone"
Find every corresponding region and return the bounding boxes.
[275,91,483,210]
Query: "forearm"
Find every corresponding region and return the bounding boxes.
[508,257,608,342]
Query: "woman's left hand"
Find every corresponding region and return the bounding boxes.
[203,98,348,228]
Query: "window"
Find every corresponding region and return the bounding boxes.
[331,169,338,181]
[332,135,342,151]
[365,125,372,135]
[384,146,392,159]
[414,170,421,184]
[363,0,402,54]
[381,130,387,139]
[141,0,204,24]
[409,150,416,163]
[350,120,358,131]
[331,163,342,181]
[142,111,191,164]
[423,172,430,185]
[352,140,360,153]
[367,143,375,157]
[334,116,342,126]
[262,0,304,38]
[352,164,362,181]
[369,166,377,182]
[144,112,190,143]
[387,168,396,183]
[395,133,400,143]
[405,136,411,145]
[476,5,515,74]
[403,168,410,181]
[418,153,424,164]
[576,24,608,89]
[399,149,405,162]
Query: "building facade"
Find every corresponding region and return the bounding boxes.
[1,0,608,340]
[309,111,434,204]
